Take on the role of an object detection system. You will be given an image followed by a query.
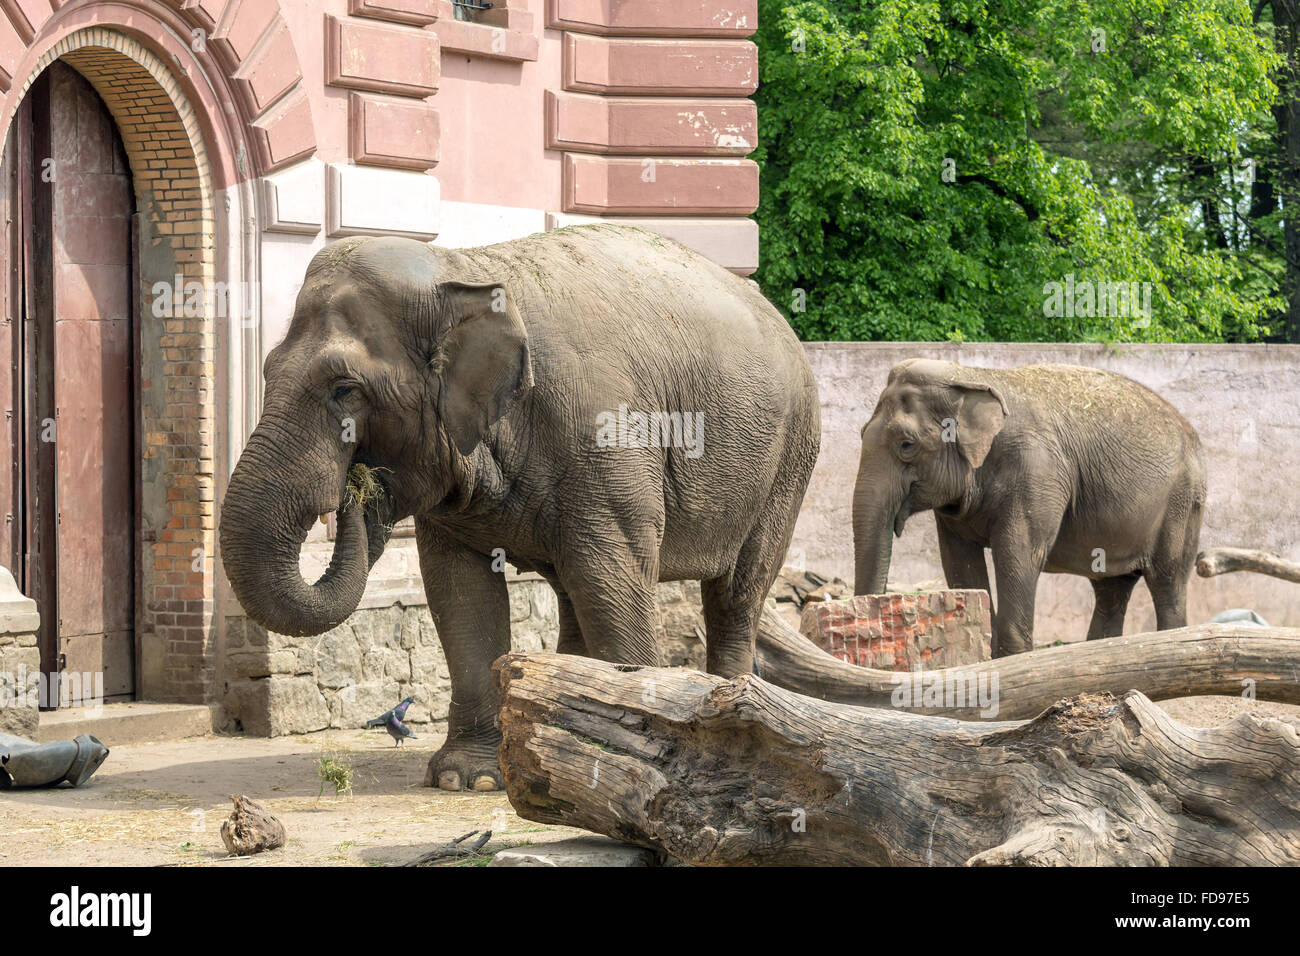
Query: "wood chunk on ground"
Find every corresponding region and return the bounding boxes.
[220,794,286,855]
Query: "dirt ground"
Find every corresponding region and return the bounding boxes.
[4,695,1297,867]
[0,727,586,867]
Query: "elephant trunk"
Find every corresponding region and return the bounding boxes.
[852,458,904,597]
[219,431,383,638]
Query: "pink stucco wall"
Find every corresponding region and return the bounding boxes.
[435,34,564,208]
[279,0,348,165]
[267,0,760,218]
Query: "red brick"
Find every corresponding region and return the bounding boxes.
[800,590,992,671]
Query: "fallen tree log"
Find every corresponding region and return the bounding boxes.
[495,652,1300,866]
[1197,547,1300,583]
[754,606,1300,718]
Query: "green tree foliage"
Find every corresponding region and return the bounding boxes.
[753,0,1282,342]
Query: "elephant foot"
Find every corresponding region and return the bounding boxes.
[423,736,502,792]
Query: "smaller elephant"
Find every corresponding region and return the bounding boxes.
[853,359,1206,656]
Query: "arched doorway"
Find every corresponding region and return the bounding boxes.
[2,62,135,705]
[0,26,234,708]
[0,5,314,711]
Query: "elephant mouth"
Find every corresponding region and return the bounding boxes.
[220,436,401,639]
[893,481,917,538]
[315,456,398,548]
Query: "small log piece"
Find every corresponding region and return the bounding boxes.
[220,794,287,856]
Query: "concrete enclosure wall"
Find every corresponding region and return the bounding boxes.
[796,343,1300,643]
[220,578,710,736]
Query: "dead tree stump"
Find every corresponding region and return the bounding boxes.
[495,652,1300,866]
[220,794,286,856]
[754,606,1300,717]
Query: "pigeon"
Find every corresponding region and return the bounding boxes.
[386,712,417,747]
[365,696,414,729]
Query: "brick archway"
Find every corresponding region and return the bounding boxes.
[12,30,219,701]
[0,0,318,707]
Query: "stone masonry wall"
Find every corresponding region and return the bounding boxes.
[221,578,559,736]
[0,567,41,737]
[220,576,717,736]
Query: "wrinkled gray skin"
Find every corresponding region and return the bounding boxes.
[853,359,1205,657]
[220,224,820,791]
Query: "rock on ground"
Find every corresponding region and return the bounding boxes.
[487,836,657,867]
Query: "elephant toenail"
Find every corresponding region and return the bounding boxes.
[439,771,463,791]
[471,775,497,791]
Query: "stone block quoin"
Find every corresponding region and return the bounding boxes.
[432,0,539,62]
[546,0,761,273]
[204,0,319,172]
[329,7,445,172]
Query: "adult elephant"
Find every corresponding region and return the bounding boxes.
[853,359,1205,657]
[219,224,820,791]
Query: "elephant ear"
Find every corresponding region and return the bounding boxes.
[948,375,1008,469]
[431,281,534,455]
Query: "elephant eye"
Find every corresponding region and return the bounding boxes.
[331,384,354,403]
[899,439,916,454]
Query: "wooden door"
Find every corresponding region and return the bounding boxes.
[4,63,135,705]
[0,98,23,579]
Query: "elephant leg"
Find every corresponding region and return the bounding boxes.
[563,579,659,666]
[704,465,809,677]
[936,520,991,594]
[989,506,1059,657]
[415,520,510,792]
[1145,487,1202,630]
[558,529,661,667]
[701,539,783,678]
[1145,569,1190,630]
[701,574,765,678]
[552,586,587,656]
[1086,573,1140,640]
[989,557,1039,657]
